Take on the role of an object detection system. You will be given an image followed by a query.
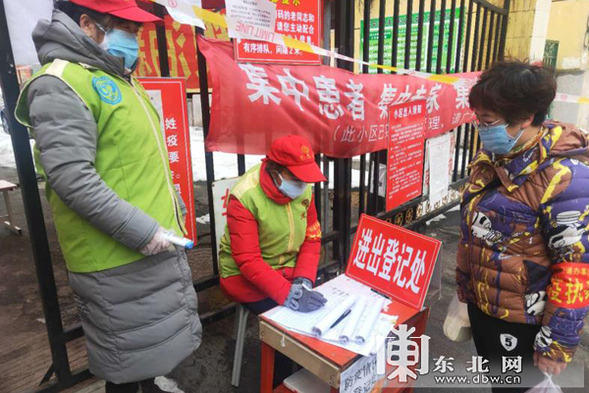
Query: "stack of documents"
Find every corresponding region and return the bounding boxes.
[263,274,398,356]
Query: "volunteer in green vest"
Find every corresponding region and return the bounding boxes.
[15,1,202,392]
[219,134,327,386]
[219,134,327,314]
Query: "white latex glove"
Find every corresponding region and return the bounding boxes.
[140,227,171,256]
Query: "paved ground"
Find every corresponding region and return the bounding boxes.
[1,162,589,393]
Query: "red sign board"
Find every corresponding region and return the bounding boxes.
[386,101,426,211]
[235,0,321,64]
[137,77,197,244]
[346,214,441,310]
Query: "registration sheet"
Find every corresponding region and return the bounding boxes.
[263,274,398,356]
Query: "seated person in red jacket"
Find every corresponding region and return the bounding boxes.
[218,135,327,315]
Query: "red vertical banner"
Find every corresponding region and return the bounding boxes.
[235,0,321,64]
[137,77,197,244]
[136,16,205,91]
[386,101,426,212]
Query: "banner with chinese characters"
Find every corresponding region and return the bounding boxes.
[234,0,321,64]
[138,77,197,244]
[346,214,441,310]
[198,36,477,158]
[386,101,426,212]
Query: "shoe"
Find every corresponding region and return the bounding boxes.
[140,379,166,393]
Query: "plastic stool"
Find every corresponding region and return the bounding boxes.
[231,304,250,387]
[0,180,21,235]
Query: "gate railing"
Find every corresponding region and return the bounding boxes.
[0,0,509,391]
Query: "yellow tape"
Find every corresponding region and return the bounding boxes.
[427,74,461,84]
[177,2,467,85]
[282,35,314,54]
[192,6,227,28]
[156,1,589,103]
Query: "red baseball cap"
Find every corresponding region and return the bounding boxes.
[267,135,326,183]
[69,0,162,23]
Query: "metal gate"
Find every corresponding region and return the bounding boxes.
[0,0,509,391]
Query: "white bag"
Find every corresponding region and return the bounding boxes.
[443,292,472,342]
[524,373,563,393]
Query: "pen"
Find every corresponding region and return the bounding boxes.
[330,309,351,329]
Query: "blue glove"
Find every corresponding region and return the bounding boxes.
[284,283,327,313]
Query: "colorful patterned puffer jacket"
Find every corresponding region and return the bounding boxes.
[456,122,589,363]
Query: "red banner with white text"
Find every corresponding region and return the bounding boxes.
[137,77,197,245]
[197,36,478,158]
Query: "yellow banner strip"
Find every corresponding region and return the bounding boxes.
[155,2,588,103]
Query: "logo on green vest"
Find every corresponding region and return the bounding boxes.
[92,76,122,105]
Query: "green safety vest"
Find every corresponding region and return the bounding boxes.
[16,59,184,273]
[218,164,313,278]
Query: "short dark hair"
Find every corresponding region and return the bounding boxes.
[56,0,113,28]
[469,60,556,127]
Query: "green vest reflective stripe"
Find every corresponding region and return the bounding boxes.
[218,164,313,278]
[16,60,184,273]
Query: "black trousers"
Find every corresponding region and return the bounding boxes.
[243,298,297,388]
[468,303,545,393]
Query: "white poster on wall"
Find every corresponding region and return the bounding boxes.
[225,0,277,39]
[157,0,205,29]
[426,132,454,207]
[5,0,53,66]
[212,177,239,256]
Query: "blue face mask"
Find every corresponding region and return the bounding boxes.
[478,123,525,155]
[277,173,307,199]
[102,29,139,70]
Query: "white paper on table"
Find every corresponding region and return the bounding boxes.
[264,278,353,335]
[263,274,384,335]
[308,312,398,356]
[263,274,398,356]
[312,295,357,337]
[354,297,386,344]
[339,297,367,344]
[427,132,452,206]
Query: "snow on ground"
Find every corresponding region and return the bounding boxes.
[448,204,460,212]
[0,132,17,168]
[189,127,362,189]
[189,127,264,181]
[0,132,36,169]
[426,214,447,225]
[1,127,363,190]
[196,213,210,224]
[328,163,362,189]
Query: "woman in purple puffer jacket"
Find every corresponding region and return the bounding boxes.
[456,60,589,392]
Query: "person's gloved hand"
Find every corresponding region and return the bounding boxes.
[283,283,327,312]
[293,277,313,288]
[140,227,171,256]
